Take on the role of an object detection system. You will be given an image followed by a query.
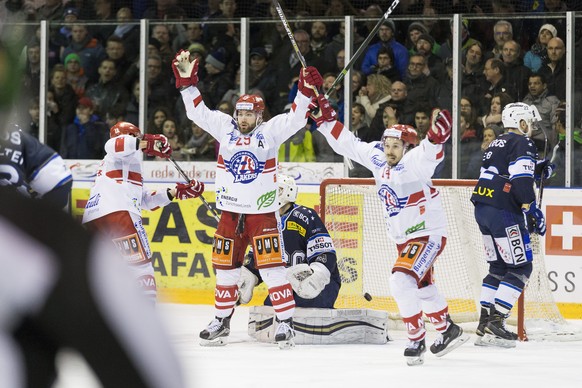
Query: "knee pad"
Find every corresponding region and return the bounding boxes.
[259,266,287,288]
[216,268,241,286]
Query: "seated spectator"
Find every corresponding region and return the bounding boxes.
[437,19,480,63]
[61,24,106,84]
[173,22,205,53]
[85,58,129,119]
[501,40,531,101]
[105,35,132,83]
[60,97,109,159]
[151,24,174,68]
[538,37,566,101]
[45,91,63,150]
[183,121,216,161]
[322,72,344,122]
[124,80,141,126]
[323,20,364,70]
[310,21,330,59]
[458,111,482,178]
[146,106,171,134]
[480,57,515,115]
[459,96,483,137]
[524,24,557,73]
[461,42,487,107]
[404,54,440,110]
[92,0,116,43]
[63,53,88,98]
[406,21,430,54]
[361,20,408,80]
[146,54,177,111]
[111,7,140,62]
[412,105,432,140]
[351,70,366,100]
[466,124,504,179]
[355,73,392,126]
[348,103,373,178]
[479,92,513,129]
[371,46,400,83]
[158,117,184,160]
[49,65,77,127]
[414,34,445,82]
[248,47,279,114]
[523,73,561,153]
[485,20,513,60]
[198,48,234,110]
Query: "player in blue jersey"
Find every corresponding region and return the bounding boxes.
[238,174,341,309]
[471,102,551,347]
[0,124,72,209]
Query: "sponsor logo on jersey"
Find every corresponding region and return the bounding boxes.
[505,225,526,264]
[292,209,309,224]
[226,151,265,184]
[412,239,437,273]
[405,221,426,235]
[377,184,406,216]
[489,138,506,148]
[85,193,101,208]
[257,189,276,209]
[473,186,494,198]
[371,154,386,167]
[307,234,335,255]
[287,221,306,236]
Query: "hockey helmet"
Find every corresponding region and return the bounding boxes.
[381,124,419,148]
[502,103,541,136]
[277,174,298,208]
[110,121,142,139]
[235,94,265,127]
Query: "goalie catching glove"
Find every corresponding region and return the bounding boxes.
[236,266,259,305]
[286,262,331,299]
[172,49,199,89]
[142,134,172,158]
[174,180,204,200]
[427,108,452,144]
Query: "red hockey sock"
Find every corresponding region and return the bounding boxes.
[268,283,295,320]
[214,284,238,318]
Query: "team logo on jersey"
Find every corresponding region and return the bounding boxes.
[377,184,406,216]
[225,151,265,183]
[257,189,276,209]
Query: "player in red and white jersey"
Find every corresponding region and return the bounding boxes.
[172,49,323,349]
[83,122,204,303]
[313,95,469,365]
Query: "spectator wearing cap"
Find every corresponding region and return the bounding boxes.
[59,8,79,42]
[524,24,557,73]
[406,22,439,56]
[414,33,445,82]
[437,19,480,63]
[248,47,279,114]
[198,48,234,110]
[64,52,88,98]
[361,20,408,80]
[61,24,106,84]
[60,96,109,159]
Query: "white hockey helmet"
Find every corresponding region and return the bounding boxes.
[277,174,298,208]
[502,102,541,136]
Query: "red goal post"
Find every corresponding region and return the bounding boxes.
[319,178,580,341]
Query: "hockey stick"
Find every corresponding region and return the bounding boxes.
[324,0,400,98]
[167,156,220,223]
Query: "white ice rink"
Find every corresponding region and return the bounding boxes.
[55,303,582,388]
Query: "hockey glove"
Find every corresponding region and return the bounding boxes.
[236,266,259,305]
[311,94,337,127]
[174,180,204,200]
[522,201,546,236]
[298,66,323,99]
[535,159,555,181]
[427,108,452,144]
[172,49,199,89]
[286,262,330,299]
[143,134,172,158]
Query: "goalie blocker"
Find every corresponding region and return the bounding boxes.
[248,306,391,345]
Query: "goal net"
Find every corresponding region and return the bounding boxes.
[320,178,582,341]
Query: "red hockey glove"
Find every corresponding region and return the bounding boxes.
[143,134,172,158]
[427,108,452,144]
[298,66,323,99]
[311,94,337,127]
[174,180,204,200]
[172,49,199,89]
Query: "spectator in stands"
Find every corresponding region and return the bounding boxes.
[36,0,65,21]
[92,0,116,42]
[173,21,204,52]
[111,7,140,62]
[49,64,77,127]
[85,58,129,120]
[278,121,315,163]
[538,37,566,101]
[64,52,88,98]
[479,92,513,129]
[348,103,373,177]
[57,7,78,48]
[124,79,141,126]
[406,22,430,55]
[324,20,364,70]
[151,24,174,67]
[460,96,483,136]
[105,35,132,82]
[458,111,482,178]
[437,19,480,63]
[414,34,445,82]
[551,101,582,186]
[322,72,344,122]
[61,24,106,84]
[146,54,177,111]
[147,106,171,134]
[143,0,184,19]
[404,54,440,111]
[351,70,365,100]
[205,0,239,64]
[361,20,408,80]
[44,91,63,149]
[524,24,557,73]
[198,47,234,110]
[159,117,184,160]
[384,80,414,126]
[356,73,392,126]
[436,57,453,112]
[310,21,329,59]
[332,49,346,75]
[461,42,488,107]
[21,38,41,97]
[248,47,279,114]
[183,120,216,161]
[523,73,561,153]
[487,20,513,60]
[60,97,109,159]
[466,124,504,179]
[501,40,531,101]
[371,46,400,83]
[480,58,515,115]
[413,105,432,140]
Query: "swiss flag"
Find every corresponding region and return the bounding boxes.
[545,205,582,256]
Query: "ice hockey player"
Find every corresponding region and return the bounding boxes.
[471,102,550,348]
[172,49,322,349]
[238,173,390,345]
[0,123,72,210]
[82,121,205,303]
[312,94,469,365]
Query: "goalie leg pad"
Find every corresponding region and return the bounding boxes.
[248,306,390,344]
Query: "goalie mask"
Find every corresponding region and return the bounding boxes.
[277,174,298,208]
[502,102,541,137]
[235,94,265,132]
[110,121,142,139]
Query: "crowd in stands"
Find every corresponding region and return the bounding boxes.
[5,0,582,184]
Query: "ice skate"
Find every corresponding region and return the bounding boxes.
[430,321,469,357]
[274,317,295,349]
[199,316,231,346]
[404,338,426,366]
[481,310,518,348]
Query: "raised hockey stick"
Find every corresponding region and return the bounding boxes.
[324,0,400,98]
[167,156,220,223]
